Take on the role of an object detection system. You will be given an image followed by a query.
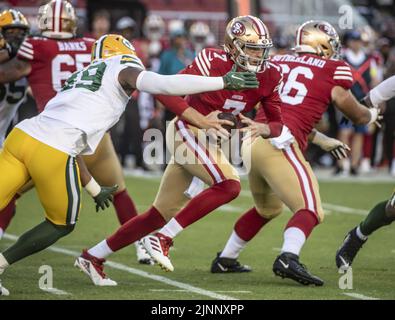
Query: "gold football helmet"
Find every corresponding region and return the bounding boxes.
[294,20,340,59]
[91,34,136,61]
[0,9,29,54]
[37,0,77,39]
[224,15,273,73]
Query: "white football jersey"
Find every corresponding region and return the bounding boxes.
[0,78,28,147]
[17,54,144,156]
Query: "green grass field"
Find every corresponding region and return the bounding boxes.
[1,176,394,300]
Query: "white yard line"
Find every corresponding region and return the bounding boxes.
[149,289,251,293]
[342,292,380,300]
[3,233,237,300]
[40,287,70,295]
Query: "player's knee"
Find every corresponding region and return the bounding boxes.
[218,179,241,201]
[52,222,75,237]
[256,205,283,220]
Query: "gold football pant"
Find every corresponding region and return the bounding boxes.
[0,128,81,226]
[242,137,324,222]
[153,118,240,220]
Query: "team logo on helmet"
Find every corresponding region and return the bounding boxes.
[231,22,245,36]
[318,23,336,37]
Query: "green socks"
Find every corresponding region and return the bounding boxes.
[2,220,74,265]
[359,201,395,237]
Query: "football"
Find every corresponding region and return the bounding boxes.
[217,112,238,133]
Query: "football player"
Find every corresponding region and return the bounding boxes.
[208,21,382,286]
[0,33,257,295]
[0,9,30,241]
[77,15,284,284]
[336,75,395,269]
[0,1,145,263]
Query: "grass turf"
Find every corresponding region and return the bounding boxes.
[1,177,394,300]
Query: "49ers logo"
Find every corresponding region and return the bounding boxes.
[231,22,245,36]
[318,23,336,37]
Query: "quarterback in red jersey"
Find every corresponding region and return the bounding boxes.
[0,0,149,263]
[75,15,282,284]
[210,21,382,286]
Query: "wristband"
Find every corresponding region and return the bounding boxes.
[85,178,101,197]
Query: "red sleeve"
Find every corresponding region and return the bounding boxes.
[260,65,284,138]
[17,38,34,61]
[332,60,354,90]
[155,94,189,116]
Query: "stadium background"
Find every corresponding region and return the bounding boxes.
[3,0,395,178]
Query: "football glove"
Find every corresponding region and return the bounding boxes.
[223,65,259,90]
[94,185,118,212]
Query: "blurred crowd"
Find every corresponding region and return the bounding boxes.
[12,5,395,177]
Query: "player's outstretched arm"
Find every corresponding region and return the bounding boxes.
[309,129,350,160]
[331,86,380,126]
[118,65,259,96]
[0,56,31,83]
[368,75,395,107]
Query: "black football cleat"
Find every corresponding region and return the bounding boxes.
[336,227,367,269]
[211,252,252,273]
[273,252,324,286]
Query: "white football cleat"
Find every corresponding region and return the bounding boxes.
[135,241,154,265]
[142,233,174,272]
[74,250,117,286]
[0,280,9,296]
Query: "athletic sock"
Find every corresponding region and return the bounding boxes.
[220,208,270,259]
[2,220,74,264]
[359,201,395,236]
[356,226,368,241]
[0,195,17,233]
[106,206,166,252]
[113,189,138,225]
[281,209,318,256]
[171,179,240,232]
[158,218,184,238]
[88,240,113,259]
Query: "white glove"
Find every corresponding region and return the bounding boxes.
[269,126,295,150]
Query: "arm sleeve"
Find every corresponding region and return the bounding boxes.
[155,94,189,116]
[17,38,34,61]
[370,75,395,107]
[135,70,224,95]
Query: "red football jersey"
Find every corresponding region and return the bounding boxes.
[17,36,95,112]
[256,53,354,150]
[180,48,283,124]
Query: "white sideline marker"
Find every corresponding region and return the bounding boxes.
[3,233,237,301]
[342,292,380,300]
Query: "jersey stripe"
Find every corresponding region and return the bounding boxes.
[18,48,33,60]
[201,49,211,69]
[334,70,352,75]
[336,66,351,71]
[198,52,210,76]
[334,76,353,81]
[21,40,32,48]
[195,55,208,76]
[19,44,33,55]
